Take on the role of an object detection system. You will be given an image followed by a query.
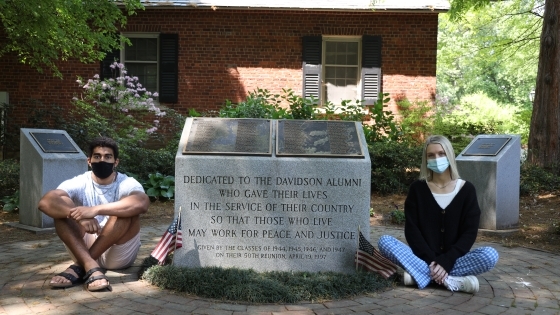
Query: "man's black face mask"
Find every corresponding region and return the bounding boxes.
[91,161,114,179]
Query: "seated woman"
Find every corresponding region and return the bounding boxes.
[378,135,498,293]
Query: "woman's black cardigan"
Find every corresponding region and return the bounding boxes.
[404,180,481,272]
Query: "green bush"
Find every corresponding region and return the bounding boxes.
[219,88,288,119]
[520,162,560,195]
[396,98,432,145]
[141,260,392,303]
[0,159,19,198]
[432,92,529,152]
[369,142,422,194]
[363,93,403,143]
[143,173,175,201]
[390,208,406,224]
[2,190,19,212]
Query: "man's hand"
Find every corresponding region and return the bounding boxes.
[429,261,448,284]
[68,206,98,221]
[79,218,101,234]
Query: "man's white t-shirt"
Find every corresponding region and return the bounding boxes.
[57,171,145,228]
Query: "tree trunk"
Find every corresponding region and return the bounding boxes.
[528,0,560,169]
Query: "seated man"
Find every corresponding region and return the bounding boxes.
[38,136,149,291]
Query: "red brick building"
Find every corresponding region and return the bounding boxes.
[0,0,450,156]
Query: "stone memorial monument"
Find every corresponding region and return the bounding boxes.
[456,135,521,231]
[18,128,86,231]
[174,118,371,273]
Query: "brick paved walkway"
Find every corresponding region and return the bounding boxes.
[1,225,559,315]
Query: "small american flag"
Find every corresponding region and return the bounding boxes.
[150,214,182,264]
[355,231,397,279]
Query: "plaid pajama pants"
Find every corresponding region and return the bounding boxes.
[378,235,499,289]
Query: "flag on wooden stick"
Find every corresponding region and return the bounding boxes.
[355,230,397,279]
[151,210,182,264]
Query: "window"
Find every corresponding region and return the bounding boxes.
[100,33,179,103]
[302,35,382,106]
[123,34,159,94]
[323,38,360,104]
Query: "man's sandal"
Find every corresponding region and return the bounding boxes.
[83,267,112,292]
[49,265,85,288]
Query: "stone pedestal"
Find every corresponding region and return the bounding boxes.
[19,128,86,229]
[174,118,371,273]
[456,135,521,231]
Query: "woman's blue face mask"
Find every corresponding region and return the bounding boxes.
[427,157,449,173]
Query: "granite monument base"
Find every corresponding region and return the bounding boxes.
[456,135,521,231]
[173,118,371,273]
[19,128,87,229]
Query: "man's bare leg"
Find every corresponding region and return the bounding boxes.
[50,215,140,288]
[81,215,140,289]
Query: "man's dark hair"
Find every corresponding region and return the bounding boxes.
[88,137,119,159]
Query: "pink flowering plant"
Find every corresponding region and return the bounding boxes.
[71,62,165,146]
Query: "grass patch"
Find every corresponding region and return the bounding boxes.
[140,256,394,303]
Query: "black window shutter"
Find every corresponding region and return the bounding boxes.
[302,36,322,103]
[361,35,382,105]
[159,34,179,103]
[100,49,120,80]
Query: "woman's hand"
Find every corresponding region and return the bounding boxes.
[429,261,448,284]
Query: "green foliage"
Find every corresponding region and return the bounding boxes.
[0,159,18,199]
[390,208,405,225]
[1,190,19,212]
[323,99,367,121]
[282,88,318,120]
[520,162,560,196]
[363,93,403,143]
[369,142,422,194]
[116,142,177,180]
[433,93,529,151]
[143,173,175,200]
[219,88,288,119]
[438,1,540,107]
[0,0,143,77]
[396,98,433,144]
[69,63,164,149]
[141,260,392,303]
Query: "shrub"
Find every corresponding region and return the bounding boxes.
[396,97,433,145]
[363,93,403,143]
[68,62,164,150]
[369,142,422,194]
[219,88,288,119]
[143,173,175,201]
[520,162,560,196]
[432,92,529,152]
[0,159,18,198]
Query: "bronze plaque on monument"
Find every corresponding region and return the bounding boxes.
[462,137,511,156]
[30,132,80,153]
[276,120,364,158]
[183,118,272,155]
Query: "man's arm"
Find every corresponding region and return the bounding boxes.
[38,189,77,219]
[68,191,149,221]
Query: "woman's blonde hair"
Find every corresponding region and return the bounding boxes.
[419,135,460,181]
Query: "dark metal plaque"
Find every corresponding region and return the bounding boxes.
[462,137,511,156]
[183,118,272,155]
[30,132,79,153]
[276,120,364,158]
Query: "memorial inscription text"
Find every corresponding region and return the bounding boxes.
[182,174,362,261]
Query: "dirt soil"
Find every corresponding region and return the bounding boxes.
[2,195,560,254]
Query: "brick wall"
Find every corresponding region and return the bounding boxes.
[0,9,438,155]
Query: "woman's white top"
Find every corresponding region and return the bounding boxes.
[432,179,465,209]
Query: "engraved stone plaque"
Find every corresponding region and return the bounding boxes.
[276,120,364,158]
[30,132,79,153]
[183,118,272,155]
[462,137,511,156]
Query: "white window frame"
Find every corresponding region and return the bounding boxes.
[121,33,160,96]
[321,36,362,107]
